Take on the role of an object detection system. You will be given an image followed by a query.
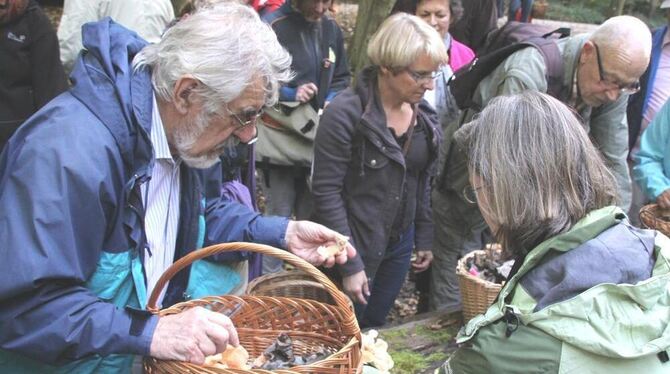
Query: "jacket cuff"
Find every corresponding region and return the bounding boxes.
[279,87,297,102]
[250,216,290,248]
[337,255,365,277]
[124,307,160,356]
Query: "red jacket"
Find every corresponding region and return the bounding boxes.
[249,0,284,13]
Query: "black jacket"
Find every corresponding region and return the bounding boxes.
[311,67,441,279]
[0,0,67,150]
[264,0,350,109]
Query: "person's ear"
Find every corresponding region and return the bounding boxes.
[172,76,200,115]
[579,41,596,65]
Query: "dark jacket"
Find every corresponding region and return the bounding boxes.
[450,0,498,52]
[311,66,441,278]
[0,19,287,371]
[264,0,350,108]
[0,0,67,150]
[627,26,668,153]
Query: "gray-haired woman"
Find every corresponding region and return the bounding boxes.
[311,12,447,327]
[440,91,670,373]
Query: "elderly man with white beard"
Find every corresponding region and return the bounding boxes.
[0,4,356,373]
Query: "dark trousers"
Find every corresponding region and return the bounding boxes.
[355,226,415,328]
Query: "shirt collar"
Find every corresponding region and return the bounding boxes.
[151,93,177,163]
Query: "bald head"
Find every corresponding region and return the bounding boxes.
[589,15,651,82]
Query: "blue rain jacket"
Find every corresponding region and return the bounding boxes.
[0,19,288,373]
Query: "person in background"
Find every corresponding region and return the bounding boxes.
[0,0,67,151]
[449,0,497,52]
[627,0,670,224]
[509,0,533,23]
[248,0,284,16]
[0,4,355,372]
[57,0,174,74]
[312,13,446,328]
[440,90,670,374]
[634,98,670,209]
[256,0,350,274]
[431,16,652,312]
[392,0,475,311]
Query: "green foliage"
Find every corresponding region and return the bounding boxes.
[390,350,449,373]
[546,2,606,24]
[415,325,457,342]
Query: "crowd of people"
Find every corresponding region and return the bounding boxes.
[0,0,669,372]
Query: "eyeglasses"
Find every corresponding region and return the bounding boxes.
[592,42,640,95]
[462,184,485,204]
[405,68,443,84]
[224,106,263,129]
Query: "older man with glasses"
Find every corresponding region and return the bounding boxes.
[0,4,356,373]
[430,15,652,312]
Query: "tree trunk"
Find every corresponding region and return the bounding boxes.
[649,0,660,19]
[347,0,396,77]
[607,0,626,17]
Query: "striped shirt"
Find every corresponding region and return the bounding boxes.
[142,94,181,305]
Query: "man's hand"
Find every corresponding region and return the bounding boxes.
[284,220,356,267]
[411,250,433,273]
[657,189,670,209]
[295,83,318,103]
[149,306,239,365]
[343,270,370,305]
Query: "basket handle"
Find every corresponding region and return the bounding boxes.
[146,242,353,315]
[639,205,658,231]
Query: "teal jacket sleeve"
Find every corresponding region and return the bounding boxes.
[633,98,670,200]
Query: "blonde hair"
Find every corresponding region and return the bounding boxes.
[367,12,448,69]
[454,91,618,254]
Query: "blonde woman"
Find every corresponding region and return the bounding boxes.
[311,13,447,327]
[441,91,670,373]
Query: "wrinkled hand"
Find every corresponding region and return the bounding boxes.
[149,306,239,365]
[343,270,370,305]
[295,83,318,103]
[285,220,356,267]
[411,250,433,273]
[657,189,670,209]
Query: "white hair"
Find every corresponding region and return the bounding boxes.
[133,2,292,112]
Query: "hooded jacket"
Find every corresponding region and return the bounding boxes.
[0,19,287,373]
[441,206,670,373]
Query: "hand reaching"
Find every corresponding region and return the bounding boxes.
[149,307,239,365]
[284,220,356,267]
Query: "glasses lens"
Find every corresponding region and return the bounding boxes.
[463,185,477,204]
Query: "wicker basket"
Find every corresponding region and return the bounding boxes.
[640,203,670,237]
[143,242,361,374]
[456,250,503,322]
[247,269,337,305]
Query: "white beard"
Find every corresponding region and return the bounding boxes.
[173,111,240,169]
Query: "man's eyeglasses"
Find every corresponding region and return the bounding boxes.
[224,107,264,129]
[592,42,640,95]
[405,68,443,84]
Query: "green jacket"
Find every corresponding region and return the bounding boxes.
[440,34,632,211]
[440,206,670,373]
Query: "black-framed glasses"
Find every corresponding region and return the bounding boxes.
[224,106,264,129]
[463,184,485,204]
[405,68,443,84]
[592,43,640,94]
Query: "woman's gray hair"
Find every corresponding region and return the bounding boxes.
[367,12,448,69]
[133,2,292,113]
[454,91,618,255]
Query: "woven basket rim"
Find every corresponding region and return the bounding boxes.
[456,250,503,291]
[144,243,361,373]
